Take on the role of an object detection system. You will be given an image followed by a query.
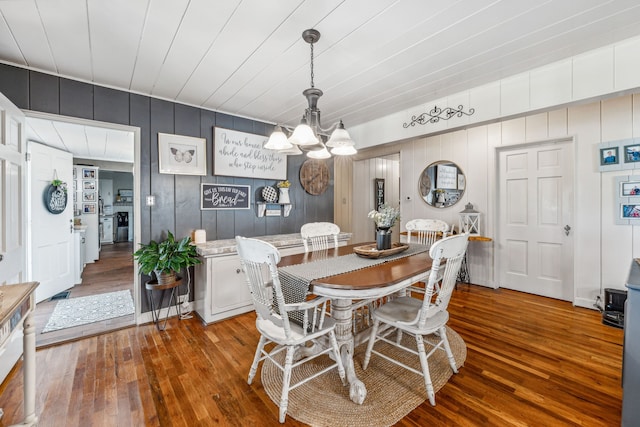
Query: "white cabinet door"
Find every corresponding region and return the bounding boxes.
[210,256,252,314]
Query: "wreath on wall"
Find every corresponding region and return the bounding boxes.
[43,172,68,215]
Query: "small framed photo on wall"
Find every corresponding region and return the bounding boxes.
[600,147,619,166]
[624,144,640,163]
[83,203,96,214]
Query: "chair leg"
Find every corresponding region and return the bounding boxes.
[362,319,380,370]
[248,335,267,384]
[328,330,346,383]
[416,335,436,406]
[279,346,295,423]
[440,326,458,373]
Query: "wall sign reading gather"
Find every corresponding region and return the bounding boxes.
[201,184,251,210]
[214,127,287,180]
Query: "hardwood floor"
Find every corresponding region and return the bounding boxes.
[0,285,623,426]
[33,242,135,348]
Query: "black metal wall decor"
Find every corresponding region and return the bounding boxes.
[403,105,475,128]
[375,178,385,211]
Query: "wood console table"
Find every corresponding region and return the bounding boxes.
[0,281,39,426]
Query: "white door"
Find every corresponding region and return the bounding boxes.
[0,93,26,284]
[497,140,574,301]
[0,92,27,384]
[28,141,74,303]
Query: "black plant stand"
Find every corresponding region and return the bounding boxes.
[145,277,182,331]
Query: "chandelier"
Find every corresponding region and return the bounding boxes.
[264,29,357,158]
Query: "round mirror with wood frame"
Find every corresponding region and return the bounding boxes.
[418,160,465,208]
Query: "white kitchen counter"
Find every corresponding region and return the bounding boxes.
[194,232,352,258]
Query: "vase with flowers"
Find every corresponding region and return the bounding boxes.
[277,180,291,204]
[368,204,400,250]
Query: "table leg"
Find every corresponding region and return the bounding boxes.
[20,312,38,426]
[331,298,367,404]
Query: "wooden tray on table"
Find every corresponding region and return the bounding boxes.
[353,243,409,259]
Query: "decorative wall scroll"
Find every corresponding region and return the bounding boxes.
[403,105,475,128]
[158,133,207,175]
[214,127,287,180]
[201,184,250,210]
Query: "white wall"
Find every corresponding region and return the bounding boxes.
[352,155,400,244]
[355,95,640,309]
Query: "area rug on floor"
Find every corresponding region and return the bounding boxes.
[42,290,134,333]
[261,326,466,427]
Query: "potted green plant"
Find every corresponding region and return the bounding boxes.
[133,231,201,284]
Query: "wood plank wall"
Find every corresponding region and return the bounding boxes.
[346,96,640,308]
[0,63,335,312]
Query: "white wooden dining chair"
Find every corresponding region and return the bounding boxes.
[235,236,346,423]
[300,222,340,253]
[405,218,450,295]
[405,218,449,247]
[362,233,469,406]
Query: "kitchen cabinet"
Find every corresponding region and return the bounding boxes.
[73,228,86,284]
[193,233,352,324]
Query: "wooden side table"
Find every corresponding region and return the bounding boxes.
[0,281,39,426]
[145,277,182,331]
[458,235,492,284]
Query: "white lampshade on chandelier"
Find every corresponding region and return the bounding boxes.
[265,29,357,157]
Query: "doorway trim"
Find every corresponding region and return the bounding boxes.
[494,136,576,302]
[23,110,142,323]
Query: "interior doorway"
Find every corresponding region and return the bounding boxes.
[351,154,401,244]
[24,111,141,347]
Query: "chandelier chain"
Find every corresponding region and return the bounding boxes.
[310,41,315,88]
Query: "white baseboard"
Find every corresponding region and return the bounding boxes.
[574,297,599,310]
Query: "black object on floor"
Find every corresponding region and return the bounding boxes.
[49,290,71,301]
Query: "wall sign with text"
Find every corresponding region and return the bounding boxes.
[201,184,250,210]
[214,127,287,180]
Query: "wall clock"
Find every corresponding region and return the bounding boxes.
[300,159,330,195]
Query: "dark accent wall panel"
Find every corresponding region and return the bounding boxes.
[29,72,59,114]
[150,98,175,241]
[94,86,130,125]
[200,109,217,239]
[0,64,335,315]
[0,64,28,108]
[60,79,94,119]
[130,94,151,245]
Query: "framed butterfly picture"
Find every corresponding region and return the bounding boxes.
[158,133,207,175]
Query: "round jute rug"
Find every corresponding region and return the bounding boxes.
[261,326,467,426]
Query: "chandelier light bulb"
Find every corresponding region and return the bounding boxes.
[326,120,354,148]
[307,145,331,159]
[289,118,319,146]
[331,144,358,156]
[264,125,292,150]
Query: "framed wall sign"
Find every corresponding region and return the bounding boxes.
[436,164,457,189]
[214,127,287,180]
[158,133,207,175]
[201,184,250,210]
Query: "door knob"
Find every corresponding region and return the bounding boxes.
[564,225,571,236]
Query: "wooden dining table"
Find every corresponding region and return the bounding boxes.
[278,243,434,405]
